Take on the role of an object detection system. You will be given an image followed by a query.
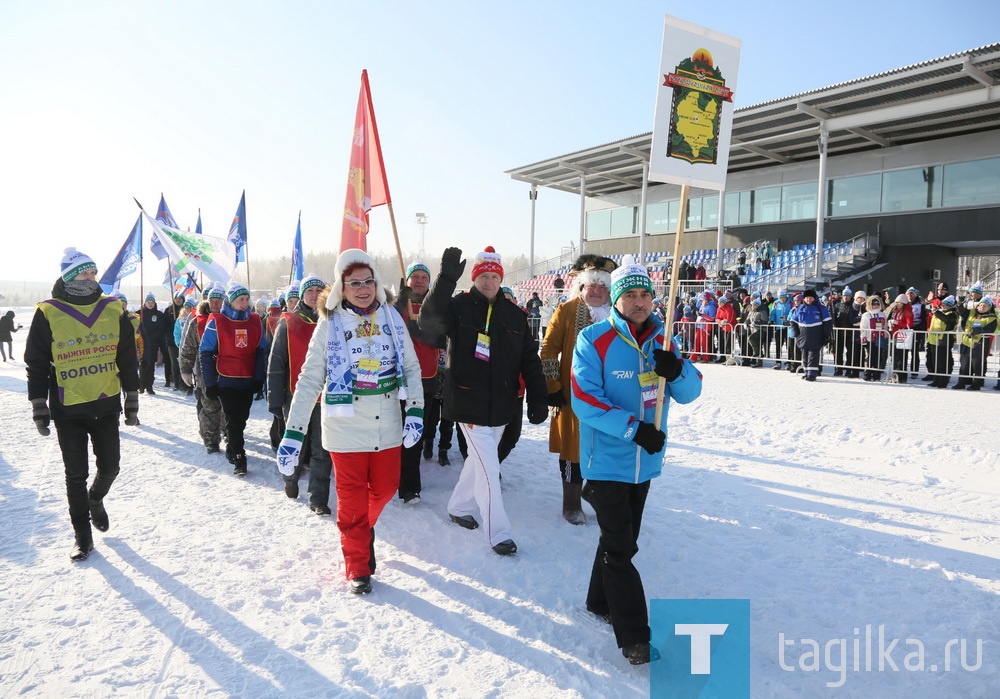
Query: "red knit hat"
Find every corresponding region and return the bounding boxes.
[471,246,504,282]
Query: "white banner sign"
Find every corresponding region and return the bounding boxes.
[650,15,742,190]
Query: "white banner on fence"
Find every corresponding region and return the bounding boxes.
[650,15,742,190]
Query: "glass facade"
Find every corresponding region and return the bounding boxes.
[586,156,1000,241]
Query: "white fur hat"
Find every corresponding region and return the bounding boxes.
[326,248,386,310]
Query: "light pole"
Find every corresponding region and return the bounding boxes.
[415,212,428,258]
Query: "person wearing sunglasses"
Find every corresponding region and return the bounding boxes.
[276,249,423,595]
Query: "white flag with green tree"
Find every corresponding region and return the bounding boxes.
[141,212,236,284]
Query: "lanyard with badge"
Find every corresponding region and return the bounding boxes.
[355,310,381,389]
[475,303,493,362]
[615,326,659,409]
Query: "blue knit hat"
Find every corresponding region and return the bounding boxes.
[60,247,97,283]
[208,284,226,300]
[226,282,250,304]
[285,281,301,300]
[405,261,431,280]
[144,292,156,303]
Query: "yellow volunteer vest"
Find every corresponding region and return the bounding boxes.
[39,297,123,406]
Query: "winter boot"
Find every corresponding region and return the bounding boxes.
[88,489,109,533]
[622,642,661,665]
[70,528,94,562]
[422,442,433,460]
[350,576,372,594]
[233,452,248,476]
[562,482,586,525]
[438,449,451,467]
[284,480,299,498]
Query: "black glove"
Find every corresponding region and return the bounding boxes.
[31,398,50,436]
[205,385,219,401]
[652,348,682,381]
[250,380,264,394]
[397,280,413,307]
[268,404,284,418]
[632,421,665,455]
[527,398,548,425]
[547,390,567,408]
[124,391,139,426]
[440,247,466,284]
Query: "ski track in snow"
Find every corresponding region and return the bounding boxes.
[1,308,998,697]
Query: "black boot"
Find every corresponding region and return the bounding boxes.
[622,642,661,665]
[422,442,433,460]
[562,481,586,525]
[88,489,109,532]
[233,452,248,476]
[438,449,450,467]
[70,528,94,562]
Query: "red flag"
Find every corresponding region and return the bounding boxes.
[340,70,391,252]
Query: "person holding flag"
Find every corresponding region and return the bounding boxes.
[199,283,268,476]
[571,256,702,665]
[24,248,140,561]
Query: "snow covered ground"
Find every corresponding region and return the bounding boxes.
[1,305,998,697]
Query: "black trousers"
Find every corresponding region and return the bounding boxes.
[586,479,651,648]
[217,387,254,457]
[299,404,332,508]
[55,412,121,537]
[399,437,423,499]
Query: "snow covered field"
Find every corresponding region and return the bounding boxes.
[1,306,998,697]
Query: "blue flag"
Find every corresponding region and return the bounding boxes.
[150,194,178,260]
[99,214,143,293]
[291,212,304,283]
[195,208,202,235]
[228,190,247,263]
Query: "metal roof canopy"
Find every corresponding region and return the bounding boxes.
[506,44,1000,198]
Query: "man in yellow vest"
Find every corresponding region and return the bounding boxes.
[25,248,140,562]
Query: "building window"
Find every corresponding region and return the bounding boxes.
[829,174,881,217]
[610,207,636,237]
[586,210,611,240]
[646,201,670,233]
[702,194,720,227]
[781,181,817,220]
[686,197,703,229]
[882,166,940,211]
[942,158,1000,207]
[751,186,781,223]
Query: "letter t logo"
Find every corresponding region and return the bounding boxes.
[674,623,729,674]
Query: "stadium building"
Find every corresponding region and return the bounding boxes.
[507,44,1000,297]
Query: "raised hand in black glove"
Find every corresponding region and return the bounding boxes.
[631,421,665,455]
[31,398,50,436]
[527,398,548,425]
[652,348,682,381]
[397,279,413,307]
[440,247,466,284]
[124,391,140,426]
[205,385,219,401]
[547,390,567,408]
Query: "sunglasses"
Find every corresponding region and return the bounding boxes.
[344,278,376,290]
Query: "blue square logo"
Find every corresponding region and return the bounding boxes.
[650,599,750,698]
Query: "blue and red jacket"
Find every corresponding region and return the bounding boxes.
[571,309,702,484]
[199,301,269,390]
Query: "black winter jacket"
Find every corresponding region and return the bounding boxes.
[419,280,546,427]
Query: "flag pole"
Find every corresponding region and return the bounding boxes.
[653,184,689,427]
[133,197,146,306]
[363,70,406,282]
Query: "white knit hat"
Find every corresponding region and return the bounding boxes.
[60,247,97,283]
[326,248,386,310]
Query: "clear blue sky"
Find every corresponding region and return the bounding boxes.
[1,0,997,284]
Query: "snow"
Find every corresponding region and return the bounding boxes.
[1,305,998,697]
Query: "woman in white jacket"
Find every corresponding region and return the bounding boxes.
[277,249,424,594]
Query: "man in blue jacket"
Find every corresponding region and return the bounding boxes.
[571,255,703,666]
[789,288,833,381]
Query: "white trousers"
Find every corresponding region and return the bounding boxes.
[449,423,511,547]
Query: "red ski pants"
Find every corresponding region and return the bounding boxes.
[331,447,401,580]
